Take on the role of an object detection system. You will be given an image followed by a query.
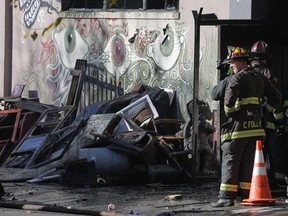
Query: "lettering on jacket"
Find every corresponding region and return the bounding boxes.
[243,120,262,129]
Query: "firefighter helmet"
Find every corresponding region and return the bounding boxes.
[223,46,250,63]
[250,41,271,58]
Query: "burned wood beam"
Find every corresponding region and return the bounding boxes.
[0,201,121,216]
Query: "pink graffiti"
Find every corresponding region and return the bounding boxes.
[133,29,154,56]
[37,39,56,64]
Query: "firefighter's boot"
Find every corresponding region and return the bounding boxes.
[211,199,234,207]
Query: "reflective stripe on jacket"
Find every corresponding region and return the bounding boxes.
[224,97,262,114]
[221,67,281,142]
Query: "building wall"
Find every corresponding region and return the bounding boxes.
[230,0,252,19]
[11,0,61,103]
[0,1,5,97]
[0,0,12,97]
[10,0,250,120]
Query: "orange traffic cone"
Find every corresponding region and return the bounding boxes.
[241,140,277,206]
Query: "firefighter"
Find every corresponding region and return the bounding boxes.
[212,46,237,102]
[250,40,284,190]
[211,47,282,207]
[211,48,235,182]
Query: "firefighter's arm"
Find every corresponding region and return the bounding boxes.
[223,77,240,117]
[264,80,282,113]
[211,76,232,101]
[272,106,286,134]
[264,77,284,124]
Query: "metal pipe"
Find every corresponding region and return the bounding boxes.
[191,7,203,184]
[164,0,168,9]
[103,0,108,10]
[124,0,127,9]
[143,0,147,10]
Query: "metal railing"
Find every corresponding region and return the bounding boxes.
[82,63,123,107]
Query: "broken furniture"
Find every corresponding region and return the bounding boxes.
[0,108,39,151]
[2,106,82,168]
[0,84,25,110]
[0,108,39,165]
[108,131,162,165]
[0,84,25,101]
[0,60,87,166]
[64,88,188,183]
[0,83,193,184]
[66,59,87,108]
[0,108,22,147]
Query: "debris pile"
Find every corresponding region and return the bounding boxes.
[0,84,216,185]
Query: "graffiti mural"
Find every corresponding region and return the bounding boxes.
[199,31,218,106]
[16,2,217,119]
[19,0,60,29]
[43,18,194,116]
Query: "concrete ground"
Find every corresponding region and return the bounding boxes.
[0,177,287,216]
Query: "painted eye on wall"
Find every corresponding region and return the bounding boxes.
[160,33,174,57]
[100,32,131,77]
[53,26,89,69]
[112,37,125,66]
[64,26,76,54]
[147,25,183,71]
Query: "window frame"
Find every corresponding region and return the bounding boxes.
[60,0,180,20]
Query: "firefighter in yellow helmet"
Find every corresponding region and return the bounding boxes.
[211,47,282,207]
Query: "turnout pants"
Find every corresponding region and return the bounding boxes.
[219,137,260,200]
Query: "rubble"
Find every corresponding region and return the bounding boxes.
[0,75,217,185]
